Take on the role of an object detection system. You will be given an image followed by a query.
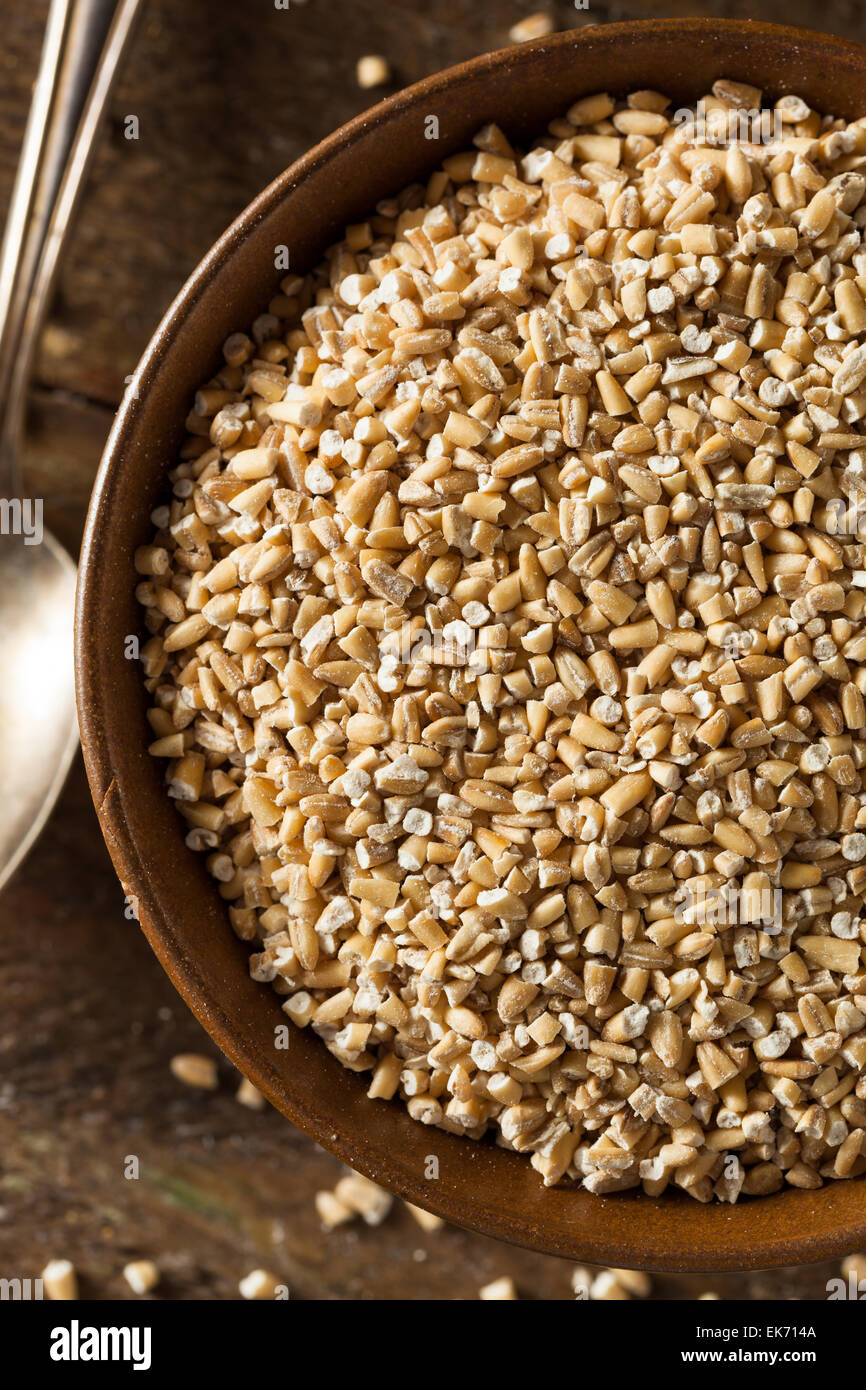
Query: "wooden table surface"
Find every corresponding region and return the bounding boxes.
[3,0,865,1300]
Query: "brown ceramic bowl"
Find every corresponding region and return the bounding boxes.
[77,18,866,1271]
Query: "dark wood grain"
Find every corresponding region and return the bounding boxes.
[3,0,865,1300]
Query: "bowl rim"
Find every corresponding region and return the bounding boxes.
[76,16,866,1272]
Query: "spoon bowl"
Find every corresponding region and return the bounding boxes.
[0,529,77,892]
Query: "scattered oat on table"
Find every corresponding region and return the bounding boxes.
[314,1170,393,1228]
[356,55,390,90]
[508,12,555,43]
[333,1172,393,1225]
[315,1188,355,1229]
[236,1075,266,1109]
[589,1268,632,1300]
[841,1250,866,1280]
[169,1053,219,1090]
[123,1259,160,1295]
[42,1258,78,1301]
[573,1264,652,1298]
[608,1266,652,1296]
[479,1275,518,1299]
[239,1268,282,1300]
[404,1200,445,1231]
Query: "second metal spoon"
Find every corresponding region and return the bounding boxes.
[0,0,143,892]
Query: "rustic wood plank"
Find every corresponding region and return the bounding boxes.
[3,0,864,1300]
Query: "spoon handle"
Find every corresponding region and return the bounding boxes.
[0,0,144,492]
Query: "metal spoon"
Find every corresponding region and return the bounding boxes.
[0,0,143,892]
